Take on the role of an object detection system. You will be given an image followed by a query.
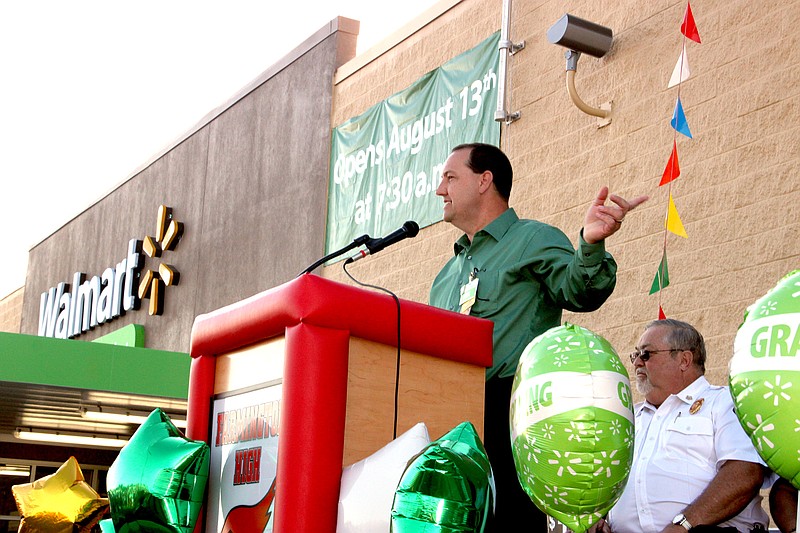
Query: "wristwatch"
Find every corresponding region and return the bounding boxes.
[672,513,692,531]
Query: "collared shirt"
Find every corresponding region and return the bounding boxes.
[429,208,617,379]
[607,376,769,533]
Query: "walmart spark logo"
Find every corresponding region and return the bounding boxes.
[138,205,184,316]
[37,204,185,338]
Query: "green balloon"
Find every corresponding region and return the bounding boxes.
[391,421,494,532]
[107,409,210,533]
[511,323,634,533]
[730,270,800,488]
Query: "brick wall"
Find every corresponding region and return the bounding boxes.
[323,0,800,389]
[0,287,24,333]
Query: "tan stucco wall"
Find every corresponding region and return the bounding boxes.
[323,0,800,389]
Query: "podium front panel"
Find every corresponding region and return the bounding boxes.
[344,337,484,465]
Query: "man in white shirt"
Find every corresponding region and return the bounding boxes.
[592,319,769,533]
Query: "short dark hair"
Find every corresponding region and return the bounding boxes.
[451,143,513,201]
[645,318,707,372]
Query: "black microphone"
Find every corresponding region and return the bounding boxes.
[345,221,420,264]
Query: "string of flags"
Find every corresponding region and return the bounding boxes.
[650,1,701,319]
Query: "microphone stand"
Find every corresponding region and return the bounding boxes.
[298,234,371,276]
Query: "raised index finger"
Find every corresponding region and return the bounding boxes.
[609,193,649,212]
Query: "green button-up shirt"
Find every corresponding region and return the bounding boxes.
[429,208,617,379]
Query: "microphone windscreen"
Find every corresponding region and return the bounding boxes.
[403,221,420,237]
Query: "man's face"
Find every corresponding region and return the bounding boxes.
[632,325,683,403]
[435,148,483,230]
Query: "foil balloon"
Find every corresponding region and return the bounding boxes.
[391,421,494,532]
[12,456,109,533]
[730,270,800,487]
[338,422,430,533]
[510,323,634,533]
[107,408,210,533]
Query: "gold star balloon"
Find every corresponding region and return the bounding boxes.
[106,408,209,533]
[12,456,109,533]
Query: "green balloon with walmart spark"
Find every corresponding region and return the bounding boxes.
[510,323,634,533]
[730,270,800,489]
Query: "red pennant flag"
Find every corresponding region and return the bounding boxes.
[660,140,680,186]
[658,305,667,320]
[681,2,701,43]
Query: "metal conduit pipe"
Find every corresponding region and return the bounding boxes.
[566,69,609,118]
[495,0,523,123]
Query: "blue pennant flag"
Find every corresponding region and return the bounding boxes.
[671,97,693,138]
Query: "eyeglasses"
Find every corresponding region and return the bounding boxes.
[629,348,682,364]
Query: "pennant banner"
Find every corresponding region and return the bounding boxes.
[681,1,702,43]
[650,252,670,295]
[668,44,691,88]
[660,140,680,186]
[651,1,702,310]
[665,193,688,238]
[671,97,693,138]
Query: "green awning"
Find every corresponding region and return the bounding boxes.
[0,331,189,399]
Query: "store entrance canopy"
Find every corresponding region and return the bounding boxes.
[0,331,190,448]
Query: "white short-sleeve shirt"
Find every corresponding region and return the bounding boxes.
[607,376,768,533]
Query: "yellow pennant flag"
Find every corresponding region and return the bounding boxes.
[665,193,688,237]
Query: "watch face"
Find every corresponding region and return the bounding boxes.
[673,514,691,530]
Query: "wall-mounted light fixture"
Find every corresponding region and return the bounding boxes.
[547,14,613,126]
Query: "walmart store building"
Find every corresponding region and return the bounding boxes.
[0,13,360,529]
[2,0,799,530]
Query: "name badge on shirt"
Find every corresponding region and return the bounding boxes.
[459,274,479,315]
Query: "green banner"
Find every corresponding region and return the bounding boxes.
[326,31,501,255]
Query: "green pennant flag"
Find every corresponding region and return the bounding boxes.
[649,252,670,294]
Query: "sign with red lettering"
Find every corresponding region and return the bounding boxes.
[206,383,281,533]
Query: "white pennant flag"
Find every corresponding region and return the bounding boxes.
[668,44,691,88]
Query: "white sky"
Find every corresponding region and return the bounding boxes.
[0,0,441,299]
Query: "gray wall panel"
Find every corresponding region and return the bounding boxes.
[20,25,355,353]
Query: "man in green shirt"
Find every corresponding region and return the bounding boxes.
[429,143,647,530]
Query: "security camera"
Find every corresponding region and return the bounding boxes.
[547,13,614,122]
[547,14,613,58]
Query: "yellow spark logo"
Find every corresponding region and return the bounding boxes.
[138,205,184,316]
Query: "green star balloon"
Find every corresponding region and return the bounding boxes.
[730,270,800,488]
[510,323,634,533]
[391,421,494,532]
[107,408,210,533]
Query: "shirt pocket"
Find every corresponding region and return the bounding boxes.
[470,269,500,316]
[662,415,715,474]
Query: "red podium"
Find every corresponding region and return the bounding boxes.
[186,274,493,532]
